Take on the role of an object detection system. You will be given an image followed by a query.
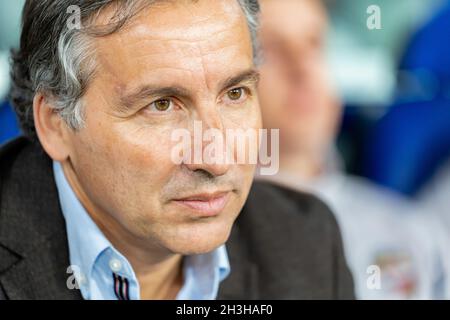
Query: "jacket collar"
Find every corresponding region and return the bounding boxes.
[0,138,81,299]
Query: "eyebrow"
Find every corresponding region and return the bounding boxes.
[119,86,191,112]
[118,68,260,112]
[218,68,260,93]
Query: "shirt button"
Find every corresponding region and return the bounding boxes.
[109,258,122,272]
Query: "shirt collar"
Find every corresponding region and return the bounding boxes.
[53,161,230,300]
[178,243,230,300]
[53,161,112,291]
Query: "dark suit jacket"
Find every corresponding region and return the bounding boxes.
[0,137,354,300]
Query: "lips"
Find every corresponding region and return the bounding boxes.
[173,191,230,217]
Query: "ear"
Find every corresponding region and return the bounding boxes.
[33,93,71,162]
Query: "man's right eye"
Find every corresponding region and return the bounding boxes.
[148,98,174,112]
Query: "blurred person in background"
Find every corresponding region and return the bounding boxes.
[256,0,446,299]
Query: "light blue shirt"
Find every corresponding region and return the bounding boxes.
[53,161,230,300]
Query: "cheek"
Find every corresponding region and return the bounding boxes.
[79,117,176,205]
[107,125,176,187]
[259,68,286,105]
[258,71,288,128]
[309,74,341,132]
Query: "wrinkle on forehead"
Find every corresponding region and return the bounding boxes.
[91,0,253,97]
[95,0,248,56]
[131,1,243,41]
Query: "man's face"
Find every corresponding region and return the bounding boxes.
[63,0,261,255]
[258,0,341,154]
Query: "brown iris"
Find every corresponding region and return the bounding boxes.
[227,88,243,101]
[154,99,171,111]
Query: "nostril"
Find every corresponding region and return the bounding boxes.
[194,168,215,180]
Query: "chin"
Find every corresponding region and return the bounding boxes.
[164,218,234,255]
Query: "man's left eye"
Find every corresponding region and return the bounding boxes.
[225,87,248,103]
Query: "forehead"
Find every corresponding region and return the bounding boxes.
[92,0,254,92]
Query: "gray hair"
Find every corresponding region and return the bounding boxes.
[10,0,260,140]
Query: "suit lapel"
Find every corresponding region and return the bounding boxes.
[0,140,82,300]
[217,207,260,300]
[0,232,82,300]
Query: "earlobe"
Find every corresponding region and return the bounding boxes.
[33,93,71,162]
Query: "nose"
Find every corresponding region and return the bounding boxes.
[287,56,309,85]
[283,46,315,86]
[184,161,230,178]
[183,107,231,177]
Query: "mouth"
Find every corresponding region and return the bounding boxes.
[172,191,231,217]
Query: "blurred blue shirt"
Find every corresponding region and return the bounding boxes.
[0,101,20,145]
[53,161,230,300]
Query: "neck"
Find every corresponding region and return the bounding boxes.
[61,161,184,300]
[279,147,326,181]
